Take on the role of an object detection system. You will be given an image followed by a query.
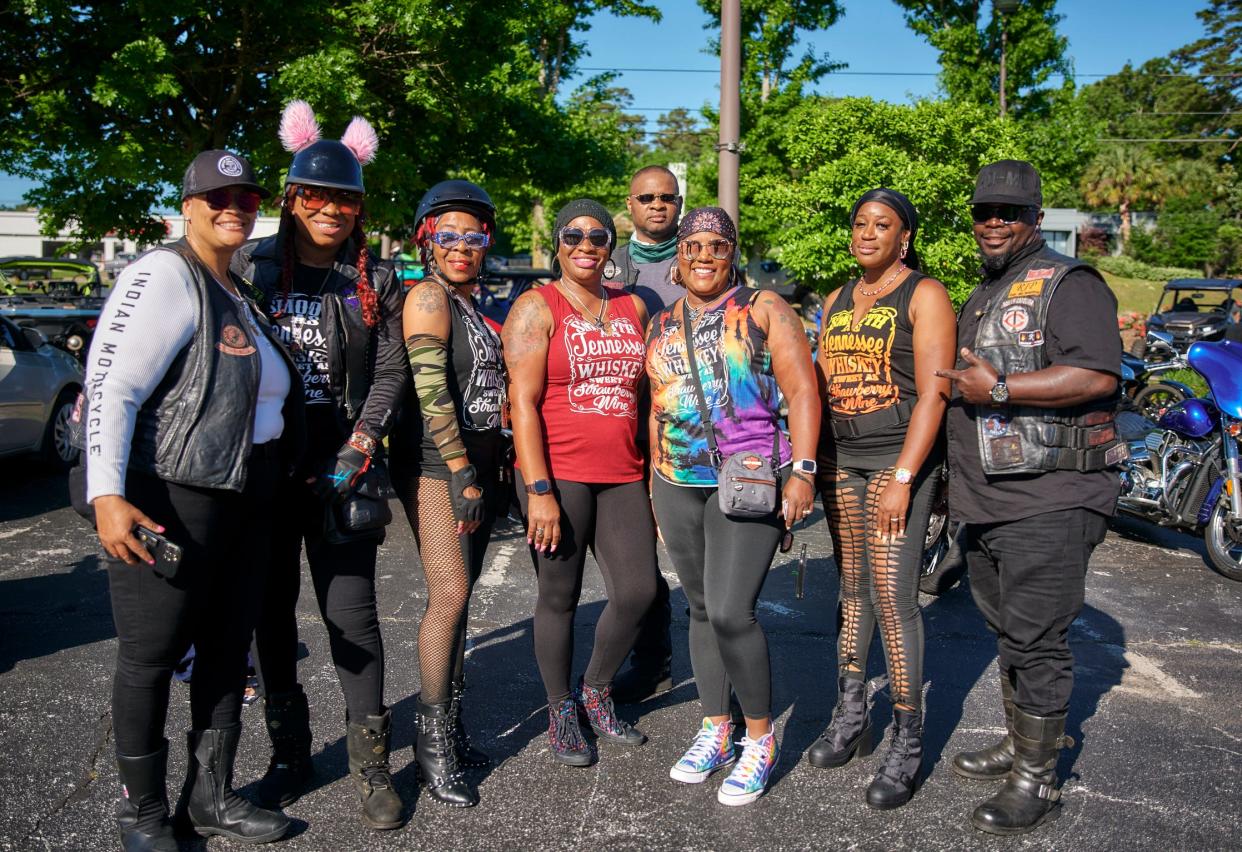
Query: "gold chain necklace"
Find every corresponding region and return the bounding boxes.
[558,279,609,331]
[856,263,906,297]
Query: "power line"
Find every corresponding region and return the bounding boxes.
[579,66,1241,79]
[1100,137,1240,142]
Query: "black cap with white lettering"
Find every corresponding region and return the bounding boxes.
[181,150,270,200]
[969,159,1042,207]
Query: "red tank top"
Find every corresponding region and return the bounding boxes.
[532,284,645,483]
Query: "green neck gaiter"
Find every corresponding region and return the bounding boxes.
[627,234,679,265]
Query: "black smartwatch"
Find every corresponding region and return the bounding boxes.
[524,478,552,496]
[990,373,1010,404]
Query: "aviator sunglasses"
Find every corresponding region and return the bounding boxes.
[970,203,1036,225]
[631,192,680,205]
[559,227,611,249]
[200,188,263,214]
[293,185,364,216]
[680,239,734,261]
[430,230,491,250]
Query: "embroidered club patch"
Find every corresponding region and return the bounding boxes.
[1026,267,1055,280]
[983,413,1009,436]
[1001,306,1030,333]
[1018,329,1045,347]
[217,324,256,356]
[1007,279,1045,299]
[741,454,764,471]
[216,155,244,177]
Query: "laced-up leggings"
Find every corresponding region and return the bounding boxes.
[820,457,939,710]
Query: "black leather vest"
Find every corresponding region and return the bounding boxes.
[970,245,1126,475]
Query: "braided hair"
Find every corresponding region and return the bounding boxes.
[278,188,378,328]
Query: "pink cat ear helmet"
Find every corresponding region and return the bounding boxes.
[278,99,379,194]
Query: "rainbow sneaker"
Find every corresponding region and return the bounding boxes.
[670,718,735,784]
[717,732,779,806]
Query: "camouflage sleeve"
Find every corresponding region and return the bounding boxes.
[406,333,466,462]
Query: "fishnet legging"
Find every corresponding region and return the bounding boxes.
[821,462,937,709]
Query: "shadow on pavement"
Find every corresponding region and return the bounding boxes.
[0,459,71,522]
[0,553,114,674]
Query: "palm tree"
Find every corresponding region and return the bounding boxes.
[1080,145,1168,247]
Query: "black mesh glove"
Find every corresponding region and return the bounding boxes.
[450,464,485,525]
[311,444,371,503]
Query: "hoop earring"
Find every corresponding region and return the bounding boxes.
[671,266,683,285]
[603,258,618,279]
[848,243,856,255]
[900,242,909,259]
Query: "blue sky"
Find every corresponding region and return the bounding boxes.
[0,1,1210,206]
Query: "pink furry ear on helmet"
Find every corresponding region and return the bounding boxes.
[341,116,379,165]
[279,100,321,153]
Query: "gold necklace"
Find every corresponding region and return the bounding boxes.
[856,263,906,297]
[558,279,609,331]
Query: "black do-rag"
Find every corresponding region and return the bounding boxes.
[552,198,615,276]
[850,188,921,270]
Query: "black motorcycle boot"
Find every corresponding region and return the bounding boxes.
[449,678,492,768]
[970,708,1075,836]
[953,672,1016,780]
[174,725,291,844]
[115,741,178,852]
[414,699,478,807]
[807,676,874,768]
[345,709,406,829]
[866,707,924,810]
[256,687,314,807]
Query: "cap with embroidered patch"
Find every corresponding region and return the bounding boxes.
[181,150,270,200]
[969,159,1042,207]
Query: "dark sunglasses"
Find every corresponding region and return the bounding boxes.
[631,192,680,205]
[430,230,490,250]
[680,239,733,261]
[293,185,364,216]
[971,203,1035,225]
[560,227,611,249]
[201,188,262,214]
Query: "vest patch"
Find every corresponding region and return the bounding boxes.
[1001,305,1030,332]
[983,412,1010,436]
[1018,329,1045,347]
[1007,279,1045,298]
[1026,267,1055,280]
[217,324,256,356]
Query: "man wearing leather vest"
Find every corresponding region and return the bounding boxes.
[937,160,1123,837]
[606,165,683,703]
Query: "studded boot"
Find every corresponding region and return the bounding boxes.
[807,676,874,768]
[953,671,1015,780]
[449,678,491,768]
[256,687,314,807]
[346,709,406,829]
[866,707,924,810]
[971,708,1075,836]
[414,699,478,807]
[174,725,291,844]
[115,741,178,852]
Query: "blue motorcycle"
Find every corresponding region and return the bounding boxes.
[1116,339,1242,582]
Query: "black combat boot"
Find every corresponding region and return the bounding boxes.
[414,699,478,807]
[449,678,491,768]
[866,707,923,809]
[953,672,1015,780]
[971,708,1075,836]
[115,741,178,852]
[174,725,291,844]
[806,676,873,768]
[345,709,406,829]
[256,687,314,807]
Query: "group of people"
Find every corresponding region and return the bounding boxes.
[79,94,1124,851]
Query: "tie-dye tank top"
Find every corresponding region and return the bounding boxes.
[646,287,792,486]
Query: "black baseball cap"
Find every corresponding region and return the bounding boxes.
[969,159,1042,207]
[181,150,270,200]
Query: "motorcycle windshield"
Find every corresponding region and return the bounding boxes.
[1188,340,1242,419]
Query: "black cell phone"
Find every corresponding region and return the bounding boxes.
[135,525,183,578]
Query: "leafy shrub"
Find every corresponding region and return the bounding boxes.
[1090,255,1203,281]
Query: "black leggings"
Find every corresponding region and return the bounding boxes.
[820,458,938,709]
[651,476,783,719]
[253,475,385,720]
[109,450,279,756]
[516,472,658,704]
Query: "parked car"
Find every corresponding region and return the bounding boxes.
[746,259,824,324]
[1145,278,1242,354]
[0,315,84,469]
[0,256,108,362]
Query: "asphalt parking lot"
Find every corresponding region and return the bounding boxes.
[1,461,1240,851]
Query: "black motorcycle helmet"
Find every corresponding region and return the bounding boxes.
[286,139,366,194]
[414,179,496,232]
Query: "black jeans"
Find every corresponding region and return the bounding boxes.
[253,476,385,720]
[109,446,280,757]
[964,507,1108,716]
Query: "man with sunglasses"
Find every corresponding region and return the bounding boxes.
[607,164,683,704]
[937,160,1123,836]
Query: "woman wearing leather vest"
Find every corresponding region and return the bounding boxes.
[387,180,506,808]
[806,189,956,809]
[230,102,408,830]
[85,150,298,850]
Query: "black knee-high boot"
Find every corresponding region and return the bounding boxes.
[256,687,314,807]
[115,741,178,852]
[174,725,291,844]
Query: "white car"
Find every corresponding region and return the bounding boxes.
[0,315,83,469]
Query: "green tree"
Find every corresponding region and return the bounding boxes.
[650,108,713,166]
[1079,145,1174,247]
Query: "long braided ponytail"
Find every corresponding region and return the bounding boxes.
[353,214,379,328]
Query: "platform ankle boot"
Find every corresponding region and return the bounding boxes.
[115,741,178,852]
[866,706,924,809]
[807,676,873,768]
[174,725,291,844]
[415,698,478,807]
[449,677,491,768]
[257,687,314,807]
[953,671,1015,780]
[971,708,1075,836]
[346,709,406,829]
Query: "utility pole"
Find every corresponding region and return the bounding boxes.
[718,0,741,228]
[996,0,1020,119]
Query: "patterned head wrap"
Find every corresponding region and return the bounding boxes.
[676,206,738,244]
